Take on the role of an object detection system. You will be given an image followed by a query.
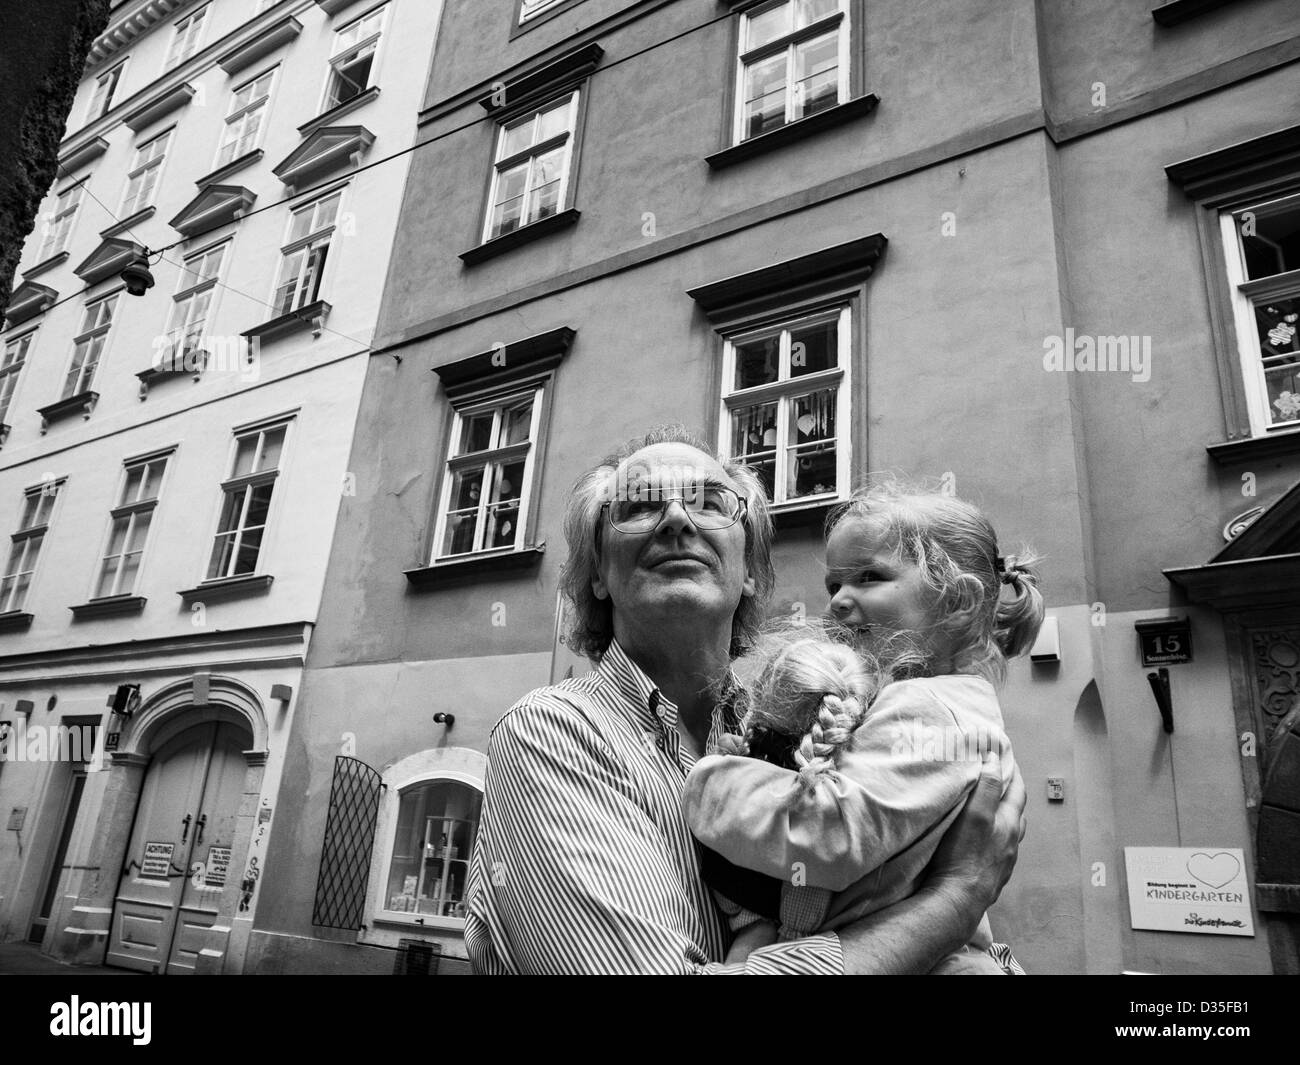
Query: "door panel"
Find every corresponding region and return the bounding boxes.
[107,721,251,974]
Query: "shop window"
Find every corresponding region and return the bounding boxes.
[382,778,482,921]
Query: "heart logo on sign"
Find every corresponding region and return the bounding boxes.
[1186,852,1240,889]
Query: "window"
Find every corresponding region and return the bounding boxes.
[734,0,849,144]
[120,129,171,216]
[37,182,85,262]
[323,4,386,112]
[1,481,61,614]
[519,0,568,22]
[63,296,117,400]
[383,779,481,920]
[720,306,850,506]
[217,69,275,169]
[164,4,208,69]
[273,190,341,314]
[94,453,169,599]
[161,243,226,368]
[483,92,578,242]
[88,63,125,122]
[434,389,543,558]
[1223,193,1300,433]
[1,334,34,426]
[206,421,288,579]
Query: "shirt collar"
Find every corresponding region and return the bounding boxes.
[596,638,746,741]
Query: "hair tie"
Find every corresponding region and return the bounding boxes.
[997,555,1018,585]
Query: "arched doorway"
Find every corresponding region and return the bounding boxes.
[106,718,253,974]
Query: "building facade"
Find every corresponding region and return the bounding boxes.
[0,0,443,973]
[246,0,1300,975]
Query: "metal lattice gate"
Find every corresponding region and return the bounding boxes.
[312,755,384,930]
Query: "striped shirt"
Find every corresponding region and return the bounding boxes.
[465,639,843,974]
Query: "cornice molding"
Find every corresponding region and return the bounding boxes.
[86,0,192,69]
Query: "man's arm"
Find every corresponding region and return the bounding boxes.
[465,695,842,974]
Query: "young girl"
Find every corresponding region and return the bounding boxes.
[682,480,1044,973]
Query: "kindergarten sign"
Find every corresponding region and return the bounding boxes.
[1124,847,1254,937]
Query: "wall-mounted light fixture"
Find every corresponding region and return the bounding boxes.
[108,683,141,718]
[1147,667,1174,734]
[433,712,455,729]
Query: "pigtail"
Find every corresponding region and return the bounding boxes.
[793,691,865,785]
[994,549,1046,658]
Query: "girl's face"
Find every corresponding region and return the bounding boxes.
[824,517,943,649]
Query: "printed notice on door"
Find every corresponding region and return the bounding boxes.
[141,841,174,879]
[205,846,232,888]
[1124,847,1254,936]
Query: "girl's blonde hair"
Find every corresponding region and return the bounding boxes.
[826,478,1046,685]
[728,621,925,786]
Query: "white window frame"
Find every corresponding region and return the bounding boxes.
[120,128,172,217]
[482,90,579,243]
[272,188,343,315]
[38,181,86,262]
[161,241,228,368]
[164,3,209,70]
[718,303,852,509]
[63,295,118,400]
[87,61,126,122]
[321,3,388,113]
[732,0,851,146]
[367,750,487,933]
[519,0,569,23]
[92,450,172,600]
[432,386,545,562]
[1,331,36,426]
[1222,195,1300,435]
[215,67,276,170]
[204,419,292,581]
[1,480,63,615]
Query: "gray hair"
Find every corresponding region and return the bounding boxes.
[559,425,776,661]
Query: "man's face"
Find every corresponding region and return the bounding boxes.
[592,443,756,636]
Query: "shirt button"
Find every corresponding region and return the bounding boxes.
[656,737,666,751]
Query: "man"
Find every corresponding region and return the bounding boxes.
[465,426,1026,974]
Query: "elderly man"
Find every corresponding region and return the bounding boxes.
[465,427,1025,974]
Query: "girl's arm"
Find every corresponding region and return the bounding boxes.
[682,681,1007,891]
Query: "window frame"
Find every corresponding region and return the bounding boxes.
[38,181,86,263]
[271,187,344,316]
[91,449,173,601]
[216,66,277,171]
[63,294,118,400]
[321,2,388,115]
[1,479,64,615]
[1,330,36,426]
[731,0,852,147]
[164,3,210,71]
[431,385,547,563]
[161,240,229,368]
[120,128,173,217]
[480,89,582,245]
[718,302,853,510]
[88,61,127,123]
[202,417,293,583]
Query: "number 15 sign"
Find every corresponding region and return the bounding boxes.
[1135,616,1193,667]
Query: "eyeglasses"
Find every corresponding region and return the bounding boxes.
[604,485,747,532]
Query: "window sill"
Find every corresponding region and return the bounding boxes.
[241,299,331,344]
[137,356,206,397]
[1152,0,1239,26]
[100,206,156,239]
[771,499,842,532]
[459,209,580,266]
[38,391,98,431]
[1207,429,1300,465]
[298,86,381,137]
[21,251,70,280]
[196,149,264,189]
[70,595,147,620]
[706,94,880,170]
[178,573,274,603]
[405,545,545,588]
[0,611,34,633]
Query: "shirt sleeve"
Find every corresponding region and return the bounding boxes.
[465,694,843,975]
[682,681,1004,892]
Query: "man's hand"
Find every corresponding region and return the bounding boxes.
[924,752,1027,928]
